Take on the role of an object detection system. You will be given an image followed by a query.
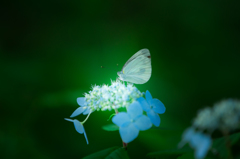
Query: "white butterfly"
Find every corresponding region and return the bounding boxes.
[117,49,151,84]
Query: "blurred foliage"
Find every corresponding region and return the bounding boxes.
[146,147,192,159]
[102,124,119,131]
[211,132,240,158]
[1,0,240,158]
[146,131,240,159]
[83,147,130,159]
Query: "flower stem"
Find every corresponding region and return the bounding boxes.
[222,130,233,159]
[81,110,92,124]
[115,109,118,114]
[123,142,128,150]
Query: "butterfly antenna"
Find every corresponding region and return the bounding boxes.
[101,66,118,72]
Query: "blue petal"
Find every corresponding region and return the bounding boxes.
[65,119,85,134]
[112,112,131,127]
[137,97,151,112]
[194,134,211,159]
[182,127,195,142]
[65,118,89,144]
[72,119,84,134]
[77,97,85,106]
[190,132,206,148]
[145,90,153,105]
[83,127,89,144]
[121,121,131,128]
[127,101,143,119]
[119,123,139,143]
[147,109,160,126]
[64,118,74,122]
[83,107,91,115]
[133,115,152,130]
[178,127,196,148]
[152,99,166,114]
[70,107,85,118]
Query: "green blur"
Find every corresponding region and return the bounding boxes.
[1,0,240,158]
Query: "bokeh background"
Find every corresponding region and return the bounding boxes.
[1,0,240,158]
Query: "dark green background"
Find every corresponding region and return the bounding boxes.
[1,0,240,158]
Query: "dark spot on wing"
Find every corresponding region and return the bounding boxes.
[147,56,151,58]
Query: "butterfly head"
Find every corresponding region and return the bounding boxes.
[117,71,124,81]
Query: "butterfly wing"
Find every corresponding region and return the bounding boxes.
[121,49,151,84]
[122,49,151,69]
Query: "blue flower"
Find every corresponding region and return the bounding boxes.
[179,128,212,159]
[64,118,89,144]
[112,101,152,143]
[137,90,166,126]
[70,97,91,118]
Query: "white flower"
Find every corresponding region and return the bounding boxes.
[193,107,218,131]
[81,80,143,112]
[193,99,240,131]
[213,99,240,130]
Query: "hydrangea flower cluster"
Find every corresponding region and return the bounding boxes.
[179,99,240,159]
[193,99,240,131]
[65,80,166,145]
[84,80,142,111]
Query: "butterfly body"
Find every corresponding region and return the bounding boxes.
[118,49,151,84]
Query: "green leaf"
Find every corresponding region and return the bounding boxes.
[106,147,130,159]
[177,152,213,159]
[212,132,240,159]
[150,126,183,131]
[146,147,192,159]
[177,153,194,159]
[83,146,130,159]
[102,124,119,131]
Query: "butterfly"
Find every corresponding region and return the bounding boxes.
[117,49,151,84]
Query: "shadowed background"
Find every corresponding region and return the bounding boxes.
[1,0,240,158]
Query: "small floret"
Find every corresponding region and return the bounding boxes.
[112,101,152,143]
[64,118,89,144]
[137,90,166,126]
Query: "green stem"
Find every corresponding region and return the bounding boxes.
[223,130,233,159]
[81,110,92,124]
